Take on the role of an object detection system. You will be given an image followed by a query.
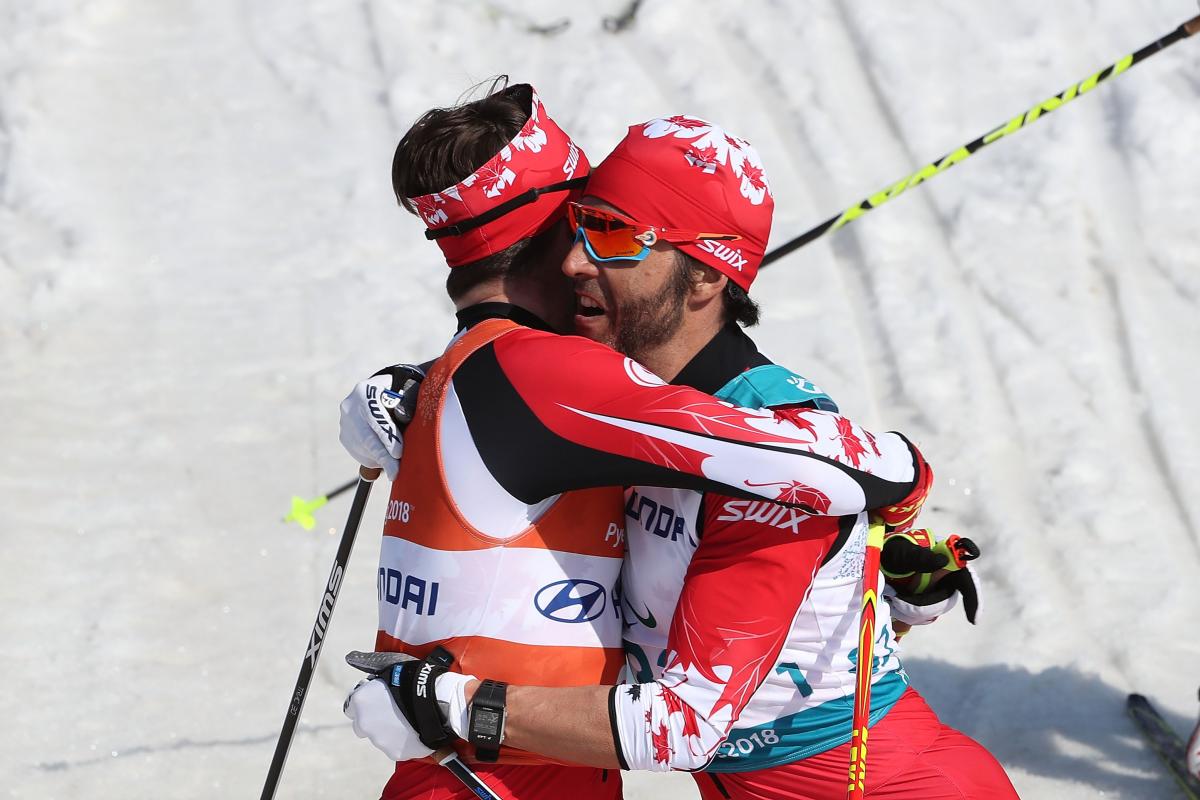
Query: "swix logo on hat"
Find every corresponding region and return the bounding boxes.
[697,239,748,272]
[407,86,590,268]
[585,115,774,291]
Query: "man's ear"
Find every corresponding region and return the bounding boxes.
[691,262,728,303]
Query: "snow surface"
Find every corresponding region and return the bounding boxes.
[2,1,1199,797]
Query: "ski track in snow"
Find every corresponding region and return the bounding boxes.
[1,2,1198,798]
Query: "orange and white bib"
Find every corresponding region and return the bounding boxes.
[376,319,626,765]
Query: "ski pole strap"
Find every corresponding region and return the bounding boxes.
[761,13,1200,269]
[388,647,456,750]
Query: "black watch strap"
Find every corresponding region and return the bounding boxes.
[468,679,508,762]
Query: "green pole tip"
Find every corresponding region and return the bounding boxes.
[284,494,329,531]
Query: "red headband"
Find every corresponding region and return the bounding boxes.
[407,87,590,268]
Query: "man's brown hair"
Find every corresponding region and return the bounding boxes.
[392,79,553,301]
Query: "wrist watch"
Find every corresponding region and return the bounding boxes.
[467,679,508,762]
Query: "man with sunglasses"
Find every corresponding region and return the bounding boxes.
[339,84,954,800]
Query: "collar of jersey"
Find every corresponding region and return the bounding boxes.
[670,322,771,395]
[455,302,557,334]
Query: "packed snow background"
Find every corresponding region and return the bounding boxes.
[2,1,1198,797]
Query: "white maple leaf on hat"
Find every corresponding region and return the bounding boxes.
[412,183,464,221]
[732,144,771,205]
[738,160,770,205]
[644,116,772,205]
[470,154,518,198]
[713,133,771,205]
[684,144,720,174]
[413,194,449,226]
[511,123,548,153]
[643,115,715,140]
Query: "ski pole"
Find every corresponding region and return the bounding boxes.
[435,747,505,800]
[846,520,886,800]
[260,474,375,800]
[346,651,505,799]
[761,13,1200,269]
[283,478,358,531]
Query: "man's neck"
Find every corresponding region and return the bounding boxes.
[454,279,567,333]
[636,316,725,384]
[454,281,510,313]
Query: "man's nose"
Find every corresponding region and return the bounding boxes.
[561,236,599,279]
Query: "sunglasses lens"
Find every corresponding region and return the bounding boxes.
[569,205,646,259]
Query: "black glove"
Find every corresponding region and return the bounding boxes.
[891,568,980,625]
[370,363,428,426]
[345,647,455,749]
[881,534,950,576]
[881,530,981,626]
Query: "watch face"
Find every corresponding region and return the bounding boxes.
[474,707,502,737]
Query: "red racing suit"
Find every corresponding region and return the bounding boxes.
[607,323,1016,799]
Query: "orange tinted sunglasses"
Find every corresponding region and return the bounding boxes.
[567,202,741,262]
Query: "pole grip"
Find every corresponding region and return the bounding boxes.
[1184,14,1200,36]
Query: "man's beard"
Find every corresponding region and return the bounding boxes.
[613,261,692,362]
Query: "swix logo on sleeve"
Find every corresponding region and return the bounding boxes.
[717,499,810,534]
[305,563,345,667]
[697,239,748,271]
[534,579,607,623]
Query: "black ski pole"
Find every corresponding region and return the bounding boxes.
[269,479,505,800]
[321,478,358,502]
[760,13,1200,269]
[261,474,375,800]
[282,478,358,530]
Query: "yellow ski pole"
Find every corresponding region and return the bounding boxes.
[762,13,1200,268]
[847,520,887,800]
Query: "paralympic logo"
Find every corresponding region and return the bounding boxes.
[534,579,607,623]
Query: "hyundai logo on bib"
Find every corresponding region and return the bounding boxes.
[534,579,607,623]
